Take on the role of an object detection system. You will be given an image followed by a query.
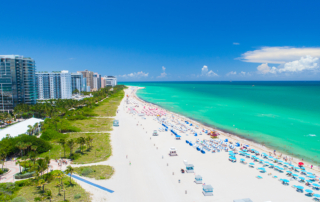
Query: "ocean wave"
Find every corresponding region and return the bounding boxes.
[308,134,316,137]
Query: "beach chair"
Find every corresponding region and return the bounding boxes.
[256,176,263,179]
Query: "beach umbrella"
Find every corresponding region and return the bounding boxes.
[313,183,320,187]
[278,167,284,170]
[282,179,289,183]
[298,162,304,166]
[295,185,304,189]
[301,167,305,170]
[286,171,292,173]
[307,180,313,183]
[299,177,305,180]
[249,163,254,165]
[307,172,314,175]
[240,158,245,161]
[305,189,313,193]
[258,167,265,171]
[293,174,298,177]
[294,167,300,170]
[243,149,247,152]
[314,194,320,198]
[269,163,274,166]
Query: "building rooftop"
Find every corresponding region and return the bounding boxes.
[0,118,43,140]
[0,55,33,60]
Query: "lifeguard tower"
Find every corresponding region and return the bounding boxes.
[195,175,202,184]
[186,164,194,173]
[169,147,177,156]
[202,184,213,196]
[113,120,119,127]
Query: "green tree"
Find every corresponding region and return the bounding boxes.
[59,139,66,158]
[65,165,74,185]
[76,137,85,153]
[67,139,76,157]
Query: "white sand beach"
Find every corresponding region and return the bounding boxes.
[72,86,320,202]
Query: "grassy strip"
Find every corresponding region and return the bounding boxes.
[74,165,114,180]
[16,175,90,201]
[70,118,113,132]
[39,132,112,164]
[92,90,124,117]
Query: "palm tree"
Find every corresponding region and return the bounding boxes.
[53,171,64,194]
[27,125,33,135]
[16,142,24,157]
[25,142,32,154]
[0,150,6,170]
[65,165,74,185]
[67,139,75,157]
[76,137,85,153]
[59,139,66,158]
[36,158,48,178]
[37,179,46,192]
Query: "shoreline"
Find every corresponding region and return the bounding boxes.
[130,86,320,172]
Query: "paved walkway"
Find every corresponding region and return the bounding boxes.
[68,174,114,193]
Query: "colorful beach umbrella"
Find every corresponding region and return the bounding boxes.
[298,162,304,166]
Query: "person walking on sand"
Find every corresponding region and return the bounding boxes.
[129,161,131,165]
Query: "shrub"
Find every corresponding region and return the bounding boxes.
[81,168,93,176]
[15,179,32,187]
[40,129,67,141]
[99,176,106,180]
[11,196,27,202]
[14,172,35,179]
[74,193,81,199]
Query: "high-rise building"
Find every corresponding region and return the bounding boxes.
[77,70,93,91]
[60,70,72,99]
[0,55,37,111]
[71,73,83,94]
[102,76,117,87]
[93,73,101,91]
[82,77,87,92]
[101,77,106,88]
[36,70,72,100]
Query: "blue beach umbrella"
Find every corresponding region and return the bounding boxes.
[249,163,254,165]
[307,180,313,183]
[307,172,314,175]
[286,171,292,173]
[240,158,245,161]
[313,183,320,187]
[294,166,300,170]
[314,194,320,198]
[301,167,305,170]
[308,175,316,179]
[299,177,305,180]
[282,179,289,183]
[269,163,274,166]
[295,185,304,189]
[293,174,298,177]
[258,167,265,171]
[305,189,313,193]
[243,149,247,152]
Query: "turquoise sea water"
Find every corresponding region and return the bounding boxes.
[120,81,320,164]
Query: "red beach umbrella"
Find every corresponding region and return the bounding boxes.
[298,162,304,166]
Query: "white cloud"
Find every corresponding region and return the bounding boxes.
[239,47,320,64]
[240,71,246,75]
[226,71,237,76]
[201,65,218,77]
[158,66,167,78]
[233,42,240,45]
[119,71,149,78]
[257,63,277,74]
[257,56,319,74]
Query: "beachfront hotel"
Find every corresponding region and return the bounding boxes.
[36,70,72,99]
[0,55,37,111]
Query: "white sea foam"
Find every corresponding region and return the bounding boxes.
[308,134,316,137]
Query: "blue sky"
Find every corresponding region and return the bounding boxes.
[1,0,320,81]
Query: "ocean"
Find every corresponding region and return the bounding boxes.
[120,81,320,165]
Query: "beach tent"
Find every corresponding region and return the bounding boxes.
[186,164,194,173]
[202,185,213,196]
[195,175,202,184]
